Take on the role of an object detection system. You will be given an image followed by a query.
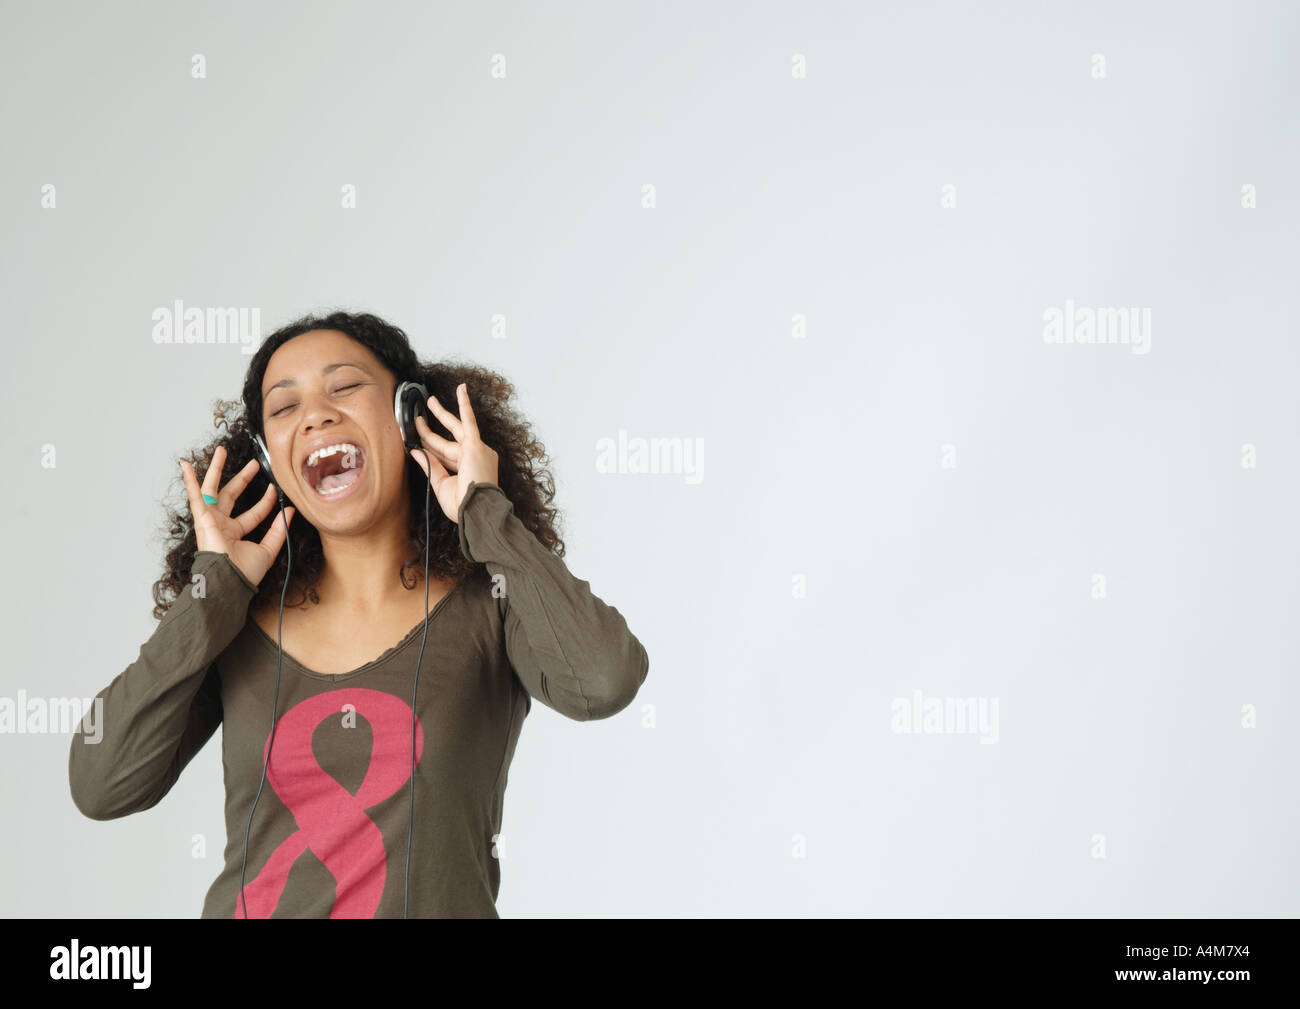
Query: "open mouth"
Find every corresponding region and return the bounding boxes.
[301,442,367,500]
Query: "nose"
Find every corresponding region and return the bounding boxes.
[298,395,342,437]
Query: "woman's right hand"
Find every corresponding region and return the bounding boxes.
[180,445,295,588]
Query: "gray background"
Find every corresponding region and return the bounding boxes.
[2,0,1296,917]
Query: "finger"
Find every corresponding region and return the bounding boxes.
[426,392,465,441]
[414,414,459,463]
[456,383,482,440]
[411,445,452,487]
[233,482,279,537]
[217,458,260,515]
[180,459,206,515]
[257,504,295,556]
[200,446,227,501]
[412,446,456,481]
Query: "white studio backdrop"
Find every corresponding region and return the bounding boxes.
[1,0,1296,916]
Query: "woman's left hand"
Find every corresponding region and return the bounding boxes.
[409,382,500,523]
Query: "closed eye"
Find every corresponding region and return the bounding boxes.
[268,384,361,417]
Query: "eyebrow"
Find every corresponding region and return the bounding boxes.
[265,362,371,394]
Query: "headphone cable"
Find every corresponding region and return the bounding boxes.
[238,490,291,918]
[404,447,432,918]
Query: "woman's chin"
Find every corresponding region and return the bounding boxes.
[297,482,374,530]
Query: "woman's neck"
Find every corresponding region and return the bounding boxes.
[314,500,426,616]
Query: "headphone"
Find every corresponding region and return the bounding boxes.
[239,379,438,918]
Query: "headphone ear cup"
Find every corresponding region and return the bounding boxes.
[396,382,433,449]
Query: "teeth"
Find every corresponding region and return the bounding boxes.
[306,442,362,468]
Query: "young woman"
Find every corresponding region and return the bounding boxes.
[68,311,649,918]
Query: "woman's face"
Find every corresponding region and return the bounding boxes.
[259,329,410,533]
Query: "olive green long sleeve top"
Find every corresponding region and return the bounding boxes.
[67,480,649,918]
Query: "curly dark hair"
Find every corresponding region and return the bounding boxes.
[150,310,565,620]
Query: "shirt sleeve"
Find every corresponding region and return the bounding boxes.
[68,550,258,820]
[457,480,649,721]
